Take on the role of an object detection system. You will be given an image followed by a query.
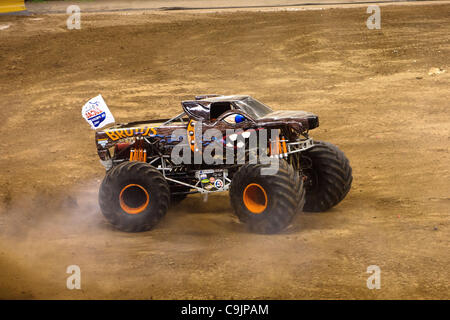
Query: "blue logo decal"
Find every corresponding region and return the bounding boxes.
[88,112,106,128]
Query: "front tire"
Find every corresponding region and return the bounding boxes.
[300,141,352,212]
[99,161,170,232]
[230,160,305,234]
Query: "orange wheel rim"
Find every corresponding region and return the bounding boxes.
[243,183,268,214]
[119,184,150,214]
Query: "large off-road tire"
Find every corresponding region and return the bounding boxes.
[99,161,170,232]
[229,160,305,234]
[300,141,352,212]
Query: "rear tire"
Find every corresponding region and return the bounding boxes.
[230,160,305,234]
[99,161,170,232]
[300,141,352,212]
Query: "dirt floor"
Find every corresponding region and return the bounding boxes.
[0,2,449,299]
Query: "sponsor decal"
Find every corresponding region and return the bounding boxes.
[214,179,224,189]
[199,169,215,174]
[104,127,157,141]
[97,139,108,147]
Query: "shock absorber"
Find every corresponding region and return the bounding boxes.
[269,134,288,159]
[129,136,147,162]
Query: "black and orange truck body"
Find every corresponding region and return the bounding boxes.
[95,95,352,234]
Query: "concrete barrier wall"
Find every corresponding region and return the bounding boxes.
[0,0,26,14]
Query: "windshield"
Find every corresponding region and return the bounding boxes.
[234,97,272,119]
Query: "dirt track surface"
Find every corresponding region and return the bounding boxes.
[0,3,449,299]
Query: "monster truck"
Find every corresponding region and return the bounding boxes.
[94,95,352,234]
